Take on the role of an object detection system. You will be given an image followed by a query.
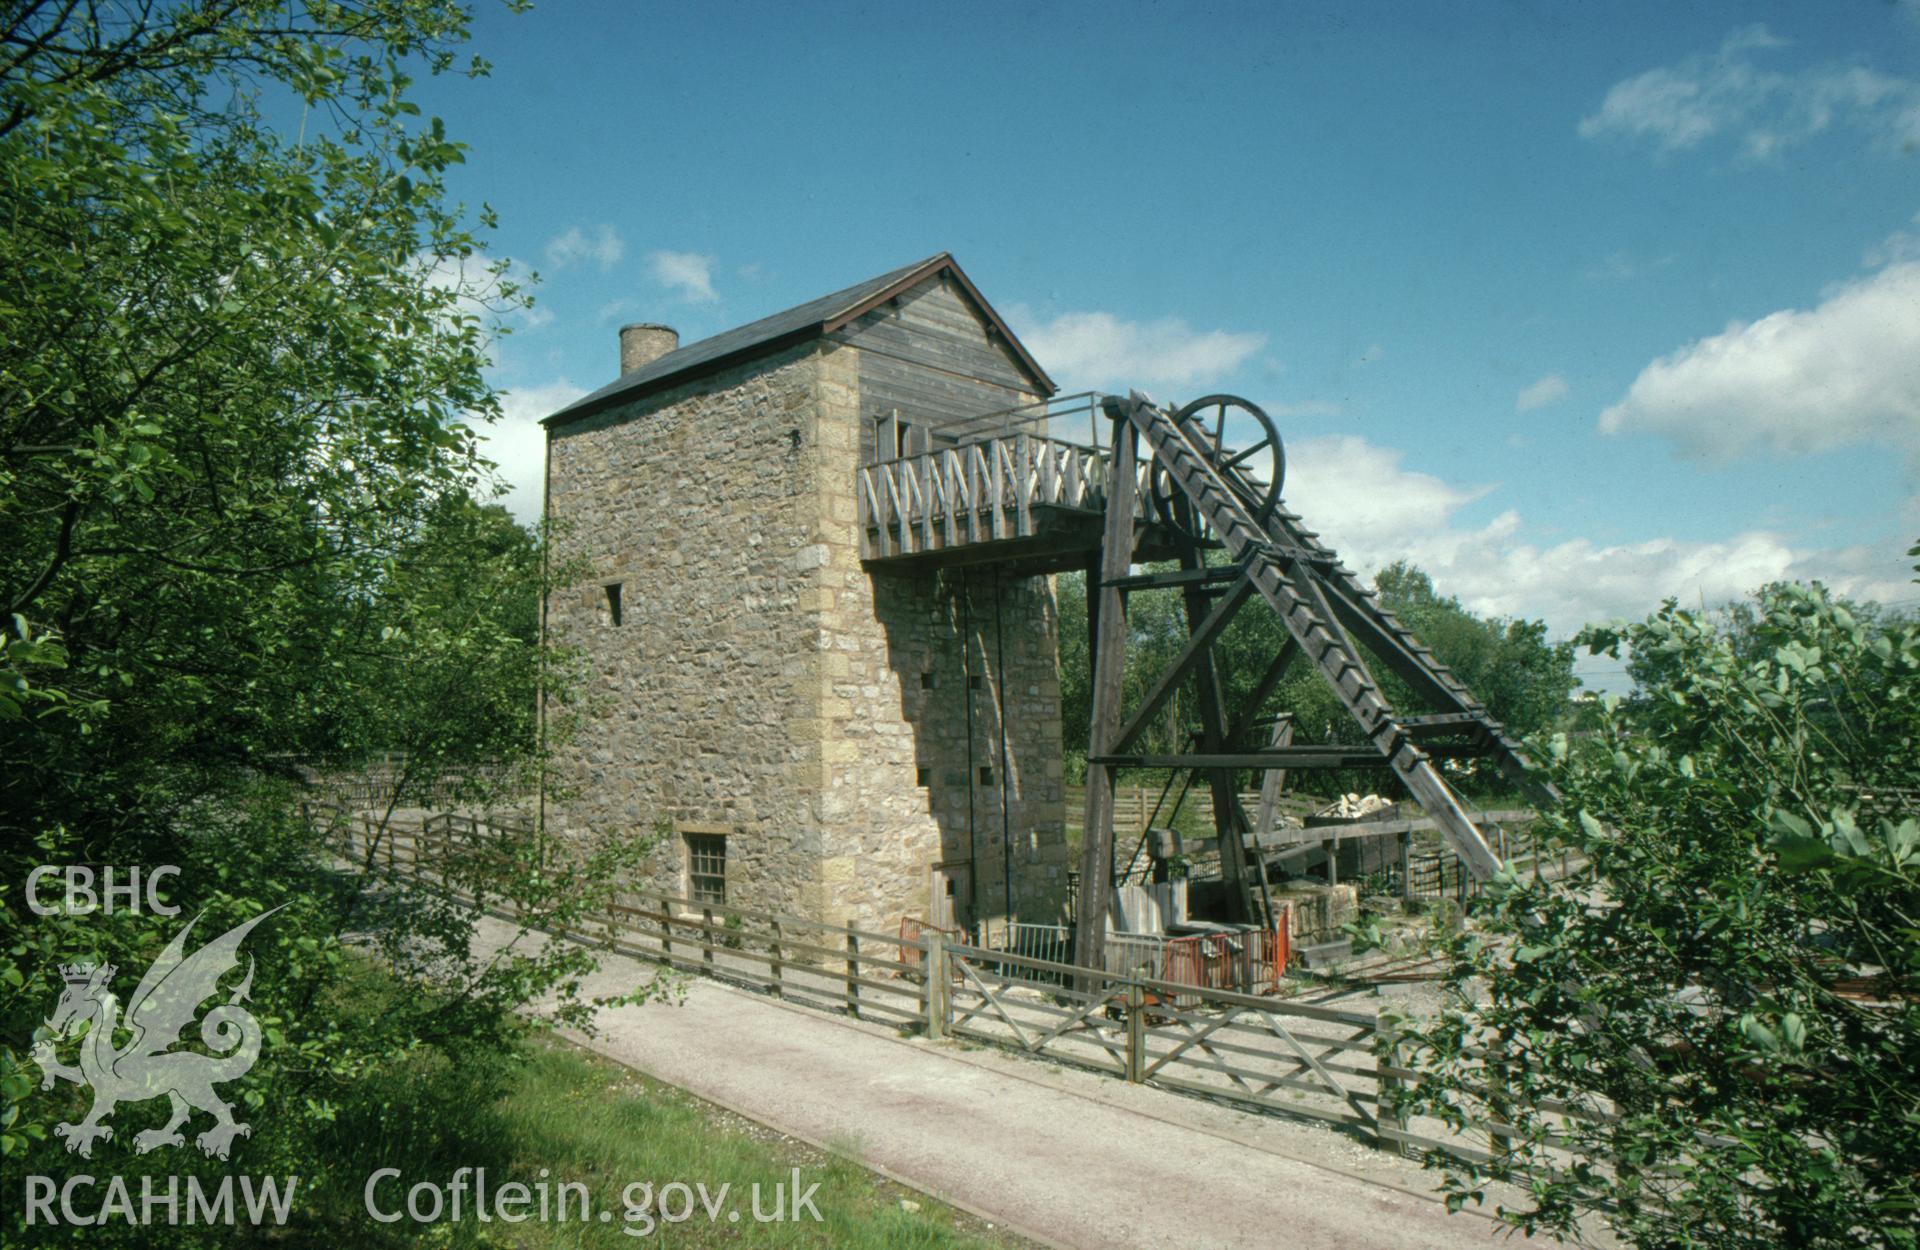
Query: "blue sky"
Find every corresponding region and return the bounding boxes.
[417,2,1920,689]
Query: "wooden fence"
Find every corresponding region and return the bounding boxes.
[314,808,1597,1172]
[1067,782,1319,835]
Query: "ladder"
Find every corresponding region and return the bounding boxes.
[1114,391,1556,882]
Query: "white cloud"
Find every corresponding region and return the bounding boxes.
[1865,210,1920,267]
[1284,435,1491,547]
[1008,307,1265,391]
[1598,261,1920,461]
[544,225,626,272]
[1580,25,1920,158]
[1516,373,1570,412]
[649,250,718,303]
[1281,433,1913,642]
[468,380,587,524]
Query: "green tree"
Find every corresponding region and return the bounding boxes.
[0,5,657,1235]
[1390,573,1920,1249]
[0,0,524,844]
[1368,562,1578,744]
[1625,578,1910,693]
[1056,560,1578,796]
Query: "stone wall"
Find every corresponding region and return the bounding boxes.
[544,344,833,920]
[811,343,1070,933]
[810,567,1071,933]
[544,338,1070,934]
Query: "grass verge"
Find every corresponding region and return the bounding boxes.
[291,1034,1027,1248]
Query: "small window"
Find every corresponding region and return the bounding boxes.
[686,832,726,905]
[919,672,936,690]
[916,767,931,786]
[968,674,983,692]
[978,766,994,787]
[604,583,623,627]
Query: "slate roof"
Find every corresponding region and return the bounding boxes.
[543,252,1054,426]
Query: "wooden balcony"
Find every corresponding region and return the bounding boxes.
[856,394,1189,572]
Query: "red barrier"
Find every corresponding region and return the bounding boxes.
[1158,903,1292,997]
[897,916,966,977]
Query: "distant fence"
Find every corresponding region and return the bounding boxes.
[315,808,1599,1173]
[304,756,514,812]
[1076,782,1566,904]
[1066,783,1319,835]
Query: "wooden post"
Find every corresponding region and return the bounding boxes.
[1253,717,1293,840]
[1014,432,1032,538]
[1399,831,1413,903]
[662,901,674,966]
[845,932,861,1021]
[1172,511,1259,925]
[1074,411,1137,985]
[1488,1064,1512,1163]
[770,918,784,999]
[1378,1021,1412,1157]
[925,930,947,1040]
[701,906,715,972]
[1124,981,1146,1083]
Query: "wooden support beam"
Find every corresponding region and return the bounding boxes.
[1103,565,1242,592]
[1090,752,1459,771]
[1321,580,1473,716]
[1091,748,1396,769]
[1171,508,1261,926]
[1321,582,1559,809]
[1253,716,1295,842]
[1225,638,1300,748]
[1398,713,1492,732]
[1090,742,1487,770]
[1073,407,1137,978]
[1108,570,1255,755]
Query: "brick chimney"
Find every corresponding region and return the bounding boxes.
[619,323,679,374]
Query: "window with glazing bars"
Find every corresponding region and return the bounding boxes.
[686,833,727,905]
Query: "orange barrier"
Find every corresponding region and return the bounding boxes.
[897,916,967,976]
[1158,903,1292,999]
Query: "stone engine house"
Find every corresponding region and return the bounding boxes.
[541,254,1073,934]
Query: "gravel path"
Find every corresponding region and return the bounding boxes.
[472,912,1558,1250]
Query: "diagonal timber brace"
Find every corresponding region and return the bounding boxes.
[1117,391,1506,881]
[1318,580,1560,809]
[1074,389,1557,972]
[1109,569,1255,755]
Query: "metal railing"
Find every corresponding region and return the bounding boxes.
[974,917,1291,1007]
[919,391,1114,457]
